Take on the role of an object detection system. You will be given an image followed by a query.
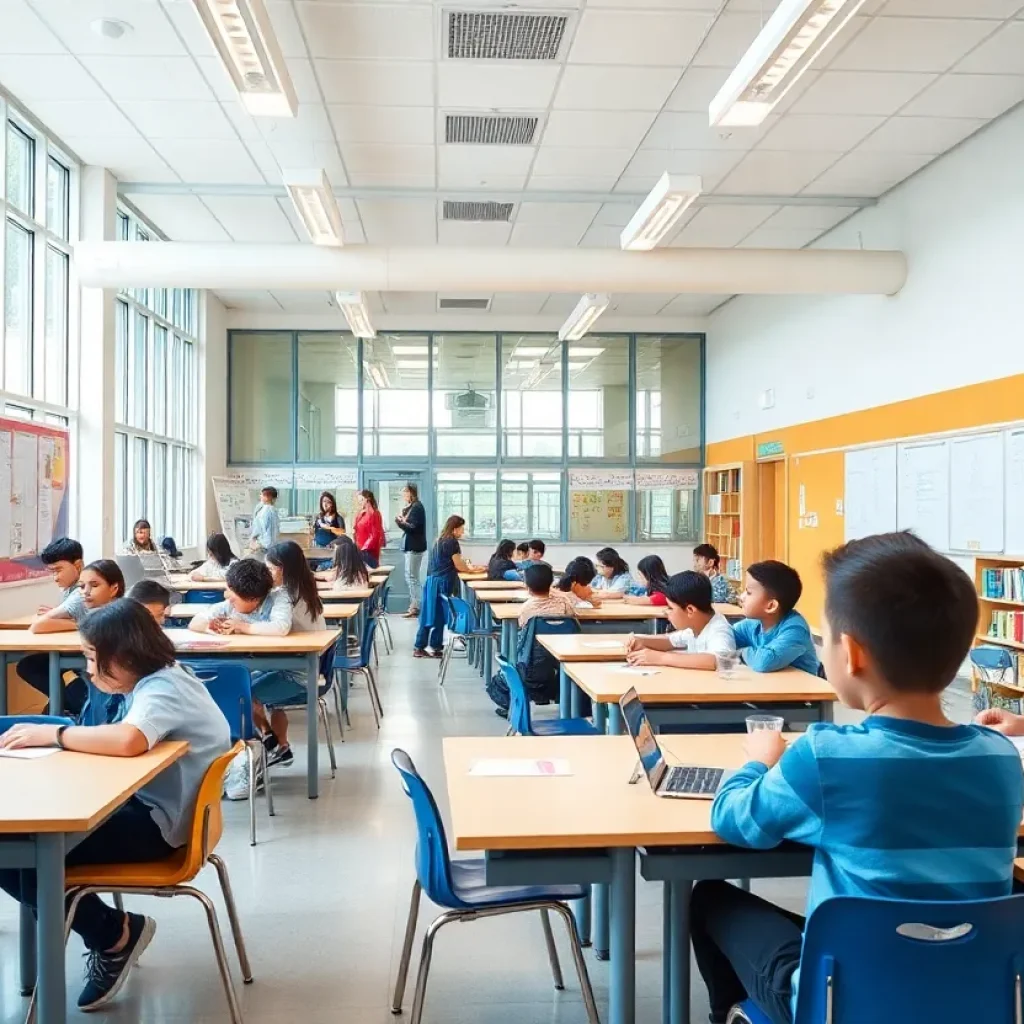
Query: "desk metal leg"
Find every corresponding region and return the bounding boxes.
[594,700,621,960]
[36,834,66,1024]
[570,678,581,718]
[48,651,62,716]
[608,703,624,735]
[609,847,636,1024]
[481,607,494,679]
[306,652,320,800]
[573,889,591,949]
[593,701,608,733]
[662,885,672,1024]
[20,897,36,994]
[0,650,8,715]
[820,700,834,723]
[559,665,570,719]
[668,880,691,1024]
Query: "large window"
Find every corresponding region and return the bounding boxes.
[567,336,629,460]
[114,209,199,547]
[501,334,562,458]
[636,335,702,462]
[362,333,429,457]
[434,334,496,458]
[500,471,561,538]
[437,471,497,539]
[297,332,358,460]
[229,331,293,462]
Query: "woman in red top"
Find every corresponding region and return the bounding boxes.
[353,489,386,569]
[624,554,670,606]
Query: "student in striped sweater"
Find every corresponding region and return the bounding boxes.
[690,532,1024,1024]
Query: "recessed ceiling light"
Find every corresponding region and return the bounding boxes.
[567,361,590,371]
[91,18,132,39]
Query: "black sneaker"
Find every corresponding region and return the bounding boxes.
[78,913,155,1011]
[267,744,294,768]
[262,732,279,754]
[494,706,509,719]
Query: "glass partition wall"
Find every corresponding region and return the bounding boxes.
[228,331,703,545]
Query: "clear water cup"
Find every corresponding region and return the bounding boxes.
[716,651,740,678]
[746,714,785,733]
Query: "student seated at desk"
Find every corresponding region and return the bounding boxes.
[556,556,603,608]
[733,560,819,675]
[0,600,230,1012]
[516,538,548,570]
[625,571,736,669]
[514,541,530,565]
[318,535,369,589]
[127,579,172,625]
[689,531,1024,1024]
[487,539,522,582]
[190,532,236,581]
[122,518,158,555]
[591,547,634,600]
[518,564,576,626]
[188,558,291,636]
[694,543,732,604]
[623,554,670,606]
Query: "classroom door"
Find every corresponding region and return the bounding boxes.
[363,473,426,613]
[757,459,787,562]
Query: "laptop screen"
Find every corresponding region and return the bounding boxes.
[619,687,665,787]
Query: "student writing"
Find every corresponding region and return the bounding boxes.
[591,547,634,599]
[690,532,1024,1024]
[190,532,235,581]
[321,535,370,589]
[556,556,603,607]
[623,554,670,606]
[127,579,172,626]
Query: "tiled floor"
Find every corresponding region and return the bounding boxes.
[0,621,976,1024]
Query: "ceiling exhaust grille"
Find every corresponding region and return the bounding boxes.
[443,200,515,223]
[439,297,492,311]
[445,113,538,145]
[447,10,568,61]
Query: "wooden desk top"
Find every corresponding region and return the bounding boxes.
[468,580,526,591]
[0,740,188,833]
[490,603,668,622]
[538,633,630,661]
[714,603,743,619]
[321,586,374,600]
[476,590,530,603]
[564,661,837,705]
[167,577,227,591]
[458,571,488,581]
[0,614,34,629]
[444,734,792,851]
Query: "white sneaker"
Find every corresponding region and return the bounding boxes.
[223,749,261,801]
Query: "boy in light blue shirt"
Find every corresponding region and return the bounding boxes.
[189,558,292,636]
[249,485,281,553]
[732,560,819,675]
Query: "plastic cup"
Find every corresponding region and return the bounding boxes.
[746,714,785,733]
[716,651,740,678]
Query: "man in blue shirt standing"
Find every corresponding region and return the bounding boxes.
[249,486,281,554]
[395,482,427,617]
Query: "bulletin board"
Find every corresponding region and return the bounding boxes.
[0,416,71,585]
[569,491,629,542]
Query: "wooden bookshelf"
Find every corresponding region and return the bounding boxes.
[702,461,757,584]
[974,554,1024,692]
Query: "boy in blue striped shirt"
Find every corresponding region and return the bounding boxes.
[691,532,1024,1024]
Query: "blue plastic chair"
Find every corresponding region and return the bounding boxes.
[437,593,497,687]
[0,714,72,733]
[727,894,1024,1024]
[497,657,598,737]
[183,589,223,604]
[185,660,272,846]
[389,749,599,1024]
[332,617,383,728]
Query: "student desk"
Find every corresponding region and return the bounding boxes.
[0,629,342,800]
[444,733,817,1024]
[467,580,526,591]
[1,741,188,1024]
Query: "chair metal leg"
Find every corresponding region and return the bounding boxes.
[246,743,257,846]
[549,902,602,1024]
[208,854,253,983]
[408,911,459,1024]
[319,698,337,776]
[181,886,245,1024]
[381,615,394,650]
[113,892,124,913]
[367,666,384,720]
[438,638,456,688]
[373,632,380,668]
[331,681,346,741]
[540,909,564,990]
[260,739,275,818]
[391,880,422,1014]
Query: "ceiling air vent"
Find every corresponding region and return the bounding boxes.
[447,10,568,61]
[446,113,538,146]
[443,200,515,223]
[439,297,492,311]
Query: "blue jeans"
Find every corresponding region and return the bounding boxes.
[362,552,379,569]
[405,550,424,611]
[415,621,444,651]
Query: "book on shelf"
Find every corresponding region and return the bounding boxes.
[982,567,1024,603]
[707,494,723,515]
[988,610,1024,644]
[726,558,743,582]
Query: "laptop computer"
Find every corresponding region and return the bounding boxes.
[115,555,147,591]
[619,687,735,800]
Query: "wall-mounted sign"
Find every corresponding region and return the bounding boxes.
[634,469,700,490]
[757,440,785,459]
[568,469,635,491]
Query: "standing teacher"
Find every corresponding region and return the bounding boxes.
[395,482,427,617]
[353,489,386,569]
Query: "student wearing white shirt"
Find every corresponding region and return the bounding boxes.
[625,570,736,671]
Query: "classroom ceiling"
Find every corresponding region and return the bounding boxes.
[2,0,1023,317]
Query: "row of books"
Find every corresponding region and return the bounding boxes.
[981,566,1024,603]
[725,557,743,582]
[988,610,1024,644]
[710,470,740,494]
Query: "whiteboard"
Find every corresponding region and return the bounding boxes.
[897,441,950,552]
[949,432,1004,553]
[844,445,897,542]
[1006,428,1024,555]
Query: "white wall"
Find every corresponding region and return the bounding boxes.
[201,293,229,541]
[706,104,1024,444]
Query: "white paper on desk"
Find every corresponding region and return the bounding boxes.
[172,637,230,651]
[583,641,623,649]
[469,759,572,777]
[613,667,660,676]
[0,747,60,759]
[575,601,594,609]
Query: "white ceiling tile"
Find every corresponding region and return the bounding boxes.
[25,99,139,138]
[272,292,337,314]
[665,67,731,112]
[118,100,236,140]
[314,60,434,106]
[436,221,513,247]
[643,110,778,150]
[260,103,336,145]
[554,66,680,111]
[880,0,1024,17]
[348,170,436,188]
[569,10,714,66]
[358,200,437,245]
[438,64,561,110]
[298,4,434,60]
[526,175,622,191]
[63,135,177,182]
[672,204,778,246]
[828,17,998,72]
[608,294,676,315]
[153,138,263,184]
[33,0,187,56]
[489,293,549,315]
[328,106,435,145]
[586,0,719,7]
[542,110,658,149]
[238,136,282,178]
[901,73,1024,118]
[789,70,937,115]
[759,114,885,151]
[531,147,634,178]
[343,143,434,176]
[193,56,245,104]
[803,150,933,196]
[76,55,213,101]
[691,14,766,68]
[516,201,601,229]
[130,195,231,242]
[265,3,312,58]
[216,291,283,312]
[0,54,105,102]
[764,205,855,230]
[381,292,437,315]
[541,294,582,315]
[718,150,843,194]
[509,222,590,247]
[658,293,730,315]
[956,21,1024,73]
[0,0,65,54]
[594,203,641,227]
[438,145,534,188]
[858,115,988,153]
[736,225,821,248]
[202,196,300,243]
[623,148,745,190]
[579,224,625,248]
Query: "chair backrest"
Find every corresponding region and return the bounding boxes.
[497,656,533,735]
[182,661,256,743]
[183,589,224,605]
[379,582,390,613]
[971,646,1015,684]
[795,894,1024,1024]
[0,714,73,734]
[360,615,379,666]
[448,595,476,635]
[390,748,459,908]
[440,592,455,631]
[516,614,580,674]
[320,638,339,682]
[183,741,246,873]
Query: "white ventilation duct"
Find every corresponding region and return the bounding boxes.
[74,243,907,295]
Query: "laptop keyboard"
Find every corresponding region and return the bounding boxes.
[664,766,724,796]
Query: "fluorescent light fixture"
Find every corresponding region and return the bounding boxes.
[396,360,437,369]
[558,294,609,343]
[189,0,297,117]
[512,346,551,357]
[567,346,605,357]
[284,169,344,246]
[506,360,538,370]
[709,0,867,128]
[620,173,701,251]
[367,363,390,389]
[567,362,590,372]
[391,345,428,355]
[334,291,375,339]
